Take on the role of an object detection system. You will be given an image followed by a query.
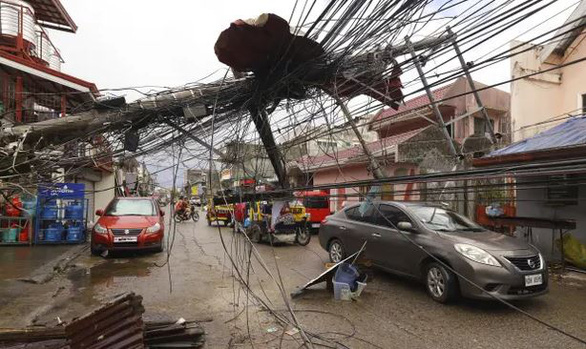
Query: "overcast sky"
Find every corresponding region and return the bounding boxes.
[47,1,578,187]
[49,0,576,97]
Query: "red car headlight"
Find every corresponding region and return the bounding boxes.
[93,223,108,234]
[146,222,161,234]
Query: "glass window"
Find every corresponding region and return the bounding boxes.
[474,117,494,136]
[377,204,411,228]
[409,205,482,232]
[304,196,329,209]
[105,199,156,216]
[345,203,377,224]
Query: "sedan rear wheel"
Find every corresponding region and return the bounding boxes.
[425,262,458,303]
[328,239,345,263]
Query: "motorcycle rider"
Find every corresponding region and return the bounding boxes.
[175,196,189,219]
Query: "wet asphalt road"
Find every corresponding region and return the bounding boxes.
[1,217,586,348]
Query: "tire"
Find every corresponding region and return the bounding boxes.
[155,239,165,253]
[192,211,199,222]
[295,227,311,246]
[328,239,345,263]
[207,219,211,226]
[424,262,459,303]
[249,224,262,243]
[174,214,182,223]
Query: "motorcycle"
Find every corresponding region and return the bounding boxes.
[174,205,199,223]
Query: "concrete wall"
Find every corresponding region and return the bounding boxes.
[510,32,586,142]
[312,162,419,211]
[516,177,586,260]
[94,172,115,222]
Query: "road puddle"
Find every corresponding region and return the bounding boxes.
[67,258,152,290]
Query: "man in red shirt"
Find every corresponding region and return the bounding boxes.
[175,196,189,218]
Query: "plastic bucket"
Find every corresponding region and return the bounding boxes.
[333,278,353,301]
[3,228,18,242]
[334,263,360,290]
[66,226,83,241]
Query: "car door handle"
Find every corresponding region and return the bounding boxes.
[339,226,347,230]
[371,233,381,238]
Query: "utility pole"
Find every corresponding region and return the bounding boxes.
[406,36,460,158]
[249,107,288,188]
[447,26,498,144]
[334,96,387,179]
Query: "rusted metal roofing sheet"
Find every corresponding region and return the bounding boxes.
[28,0,77,32]
[65,293,145,349]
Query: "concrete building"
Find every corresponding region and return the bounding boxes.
[289,77,510,211]
[475,3,586,260]
[280,115,379,161]
[0,0,98,125]
[220,141,276,188]
[370,76,510,154]
[509,1,586,141]
[0,0,111,223]
[185,168,207,198]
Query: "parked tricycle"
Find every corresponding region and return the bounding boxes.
[245,200,310,246]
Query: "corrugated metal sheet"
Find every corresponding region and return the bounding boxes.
[488,116,586,157]
[65,293,145,349]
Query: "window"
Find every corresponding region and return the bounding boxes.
[582,94,586,114]
[474,117,494,136]
[409,205,481,232]
[547,174,578,206]
[316,140,337,153]
[105,199,156,216]
[377,204,411,228]
[304,196,329,209]
[345,203,377,224]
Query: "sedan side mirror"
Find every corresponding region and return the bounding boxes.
[397,221,414,231]
[95,209,104,216]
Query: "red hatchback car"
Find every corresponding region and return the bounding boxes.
[91,197,165,255]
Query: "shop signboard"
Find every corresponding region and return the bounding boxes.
[38,183,85,199]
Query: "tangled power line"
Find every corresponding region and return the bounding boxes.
[1,0,586,347]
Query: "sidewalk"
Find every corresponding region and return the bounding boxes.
[0,244,86,282]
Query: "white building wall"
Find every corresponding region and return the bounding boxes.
[94,172,115,222]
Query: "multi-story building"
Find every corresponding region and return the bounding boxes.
[0,1,108,220]
[288,77,510,211]
[475,2,586,258]
[0,0,98,125]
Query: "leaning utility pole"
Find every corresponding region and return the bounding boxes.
[447,26,498,144]
[406,36,460,157]
[334,96,388,179]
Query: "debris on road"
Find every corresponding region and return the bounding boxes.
[266,327,279,334]
[285,328,299,336]
[0,293,205,349]
[291,243,367,299]
[332,263,368,301]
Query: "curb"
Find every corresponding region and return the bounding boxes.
[18,243,89,284]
